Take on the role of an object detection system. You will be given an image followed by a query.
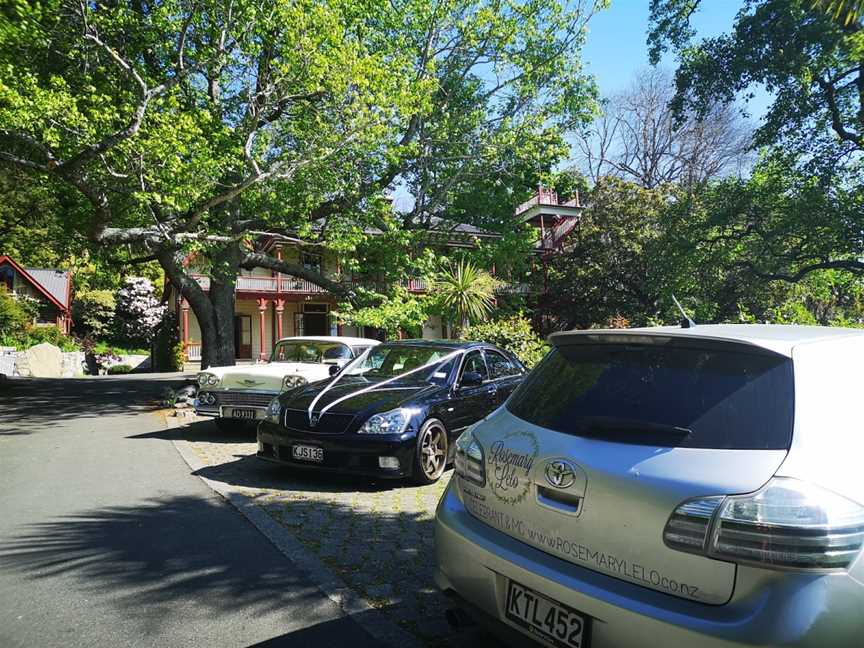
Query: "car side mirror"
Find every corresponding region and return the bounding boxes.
[329,364,341,377]
[459,371,483,389]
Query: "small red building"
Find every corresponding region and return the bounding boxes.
[0,255,73,334]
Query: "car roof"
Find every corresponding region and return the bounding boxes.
[549,324,864,357]
[275,336,380,345]
[383,338,488,350]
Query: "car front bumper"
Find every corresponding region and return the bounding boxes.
[195,390,276,419]
[256,420,417,479]
[434,481,864,648]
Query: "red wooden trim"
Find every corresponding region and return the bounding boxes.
[256,298,268,360]
[181,300,190,351]
[275,299,285,340]
[0,256,69,311]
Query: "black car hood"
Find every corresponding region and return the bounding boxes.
[281,376,442,416]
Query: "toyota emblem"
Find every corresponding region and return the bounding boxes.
[545,459,577,489]
[309,413,320,428]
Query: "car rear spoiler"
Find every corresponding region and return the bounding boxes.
[548,329,793,358]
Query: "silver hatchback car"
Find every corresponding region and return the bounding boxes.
[435,325,864,647]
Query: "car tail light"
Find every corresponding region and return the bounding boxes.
[454,430,485,487]
[663,497,723,552]
[664,478,864,570]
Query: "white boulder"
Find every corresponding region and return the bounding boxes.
[26,343,63,378]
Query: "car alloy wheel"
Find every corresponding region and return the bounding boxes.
[415,419,448,484]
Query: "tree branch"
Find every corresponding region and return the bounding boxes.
[60,31,221,175]
[242,252,357,301]
[737,259,864,283]
[817,76,863,147]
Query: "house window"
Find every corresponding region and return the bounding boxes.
[0,266,13,292]
[302,253,322,275]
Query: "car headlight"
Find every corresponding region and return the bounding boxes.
[266,397,282,424]
[198,373,220,386]
[197,373,209,386]
[282,375,308,391]
[358,407,416,435]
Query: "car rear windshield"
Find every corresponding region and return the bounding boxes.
[507,342,794,449]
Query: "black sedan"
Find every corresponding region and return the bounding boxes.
[257,339,526,484]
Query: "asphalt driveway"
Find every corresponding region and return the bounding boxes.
[0,375,383,648]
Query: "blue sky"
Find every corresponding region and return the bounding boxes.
[393,1,769,209]
[582,0,771,118]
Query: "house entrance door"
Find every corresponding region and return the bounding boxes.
[303,313,328,336]
[234,315,252,358]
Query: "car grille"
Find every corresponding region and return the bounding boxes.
[281,408,356,434]
[215,391,274,408]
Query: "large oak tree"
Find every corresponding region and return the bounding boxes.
[0,0,602,367]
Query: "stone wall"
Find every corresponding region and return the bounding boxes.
[0,345,151,377]
[1,347,86,378]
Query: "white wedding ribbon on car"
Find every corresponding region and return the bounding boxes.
[307,348,465,423]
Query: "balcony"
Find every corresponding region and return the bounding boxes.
[192,274,328,294]
[191,274,430,295]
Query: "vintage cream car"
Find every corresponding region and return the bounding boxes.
[194,336,379,430]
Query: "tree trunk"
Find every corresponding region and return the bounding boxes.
[207,243,242,367]
[157,246,236,369]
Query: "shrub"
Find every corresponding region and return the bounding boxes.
[0,286,29,344]
[115,277,166,345]
[153,311,183,372]
[26,325,79,351]
[463,315,549,368]
[72,290,116,339]
[107,364,133,375]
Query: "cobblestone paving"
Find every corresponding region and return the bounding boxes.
[180,418,502,648]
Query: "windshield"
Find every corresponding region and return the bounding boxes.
[344,345,460,383]
[270,341,352,364]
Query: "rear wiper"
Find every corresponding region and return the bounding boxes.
[571,416,692,438]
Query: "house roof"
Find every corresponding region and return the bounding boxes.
[24,268,71,308]
[0,256,71,311]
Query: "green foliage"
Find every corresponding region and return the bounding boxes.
[336,288,433,339]
[648,0,862,174]
[91,341,149,356]
[813,0,864,26]
[434,260,500,333]
[152,311,183,372]
[72,290,116,339]
[107,364,133,374]
[544,177,676,329]
[0,285,30,340]
[0,0,601,365]
[23,325,80,351]
[543,163,864,330]
[0,286,79,350]
[463,315,549,368]
[14,293,40,322]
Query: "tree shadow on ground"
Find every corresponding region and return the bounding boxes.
[0,495,340,624]
[129,419,258,445]
[193,454,404,494]
[0,493,499,647]
[243,615,384,647]
[0,375,188,434]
